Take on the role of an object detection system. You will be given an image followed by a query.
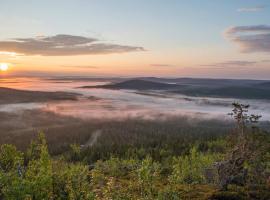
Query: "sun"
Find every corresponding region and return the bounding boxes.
[0,63,9,71]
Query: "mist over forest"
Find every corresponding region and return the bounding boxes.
[0,77,269,199]
[1,1,270,199]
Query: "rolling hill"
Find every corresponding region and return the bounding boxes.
[82,78,270,100]
[0,87,79,104]
[81,79,180,90]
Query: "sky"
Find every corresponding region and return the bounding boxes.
[0,0,269,79]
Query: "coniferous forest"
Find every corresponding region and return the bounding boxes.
[0,103,269,200]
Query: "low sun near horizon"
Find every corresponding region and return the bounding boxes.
[0,63,9,72]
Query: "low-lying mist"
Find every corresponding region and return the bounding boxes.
[1,77,270,121]
[0,108,233,154]
[1,77,270,155]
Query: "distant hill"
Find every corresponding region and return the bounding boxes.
[81,78,270,100]
[0,87,79,104]
[172,86,270,99]
[81,79,180,90]
[140,77,264,88]
[255,81,270,88]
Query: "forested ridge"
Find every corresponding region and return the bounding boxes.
[0,104,269,200]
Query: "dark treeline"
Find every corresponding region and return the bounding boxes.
[1,115,231,159]
[75,118,231,164]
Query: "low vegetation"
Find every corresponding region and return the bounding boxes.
[0,104,269,199]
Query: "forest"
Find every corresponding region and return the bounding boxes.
[0,103,269,200]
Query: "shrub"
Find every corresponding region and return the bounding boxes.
[169,147,221,184]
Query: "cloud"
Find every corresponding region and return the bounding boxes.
[0,34,145,56]
[261,59,270,63]
[60,65,99,69]
[201,59,270,69]
[225,25,270,53]
[151,64,174,67]
[237,5,266,12]
[201,60,257,68]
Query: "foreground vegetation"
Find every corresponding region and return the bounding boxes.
[0,104,269,199]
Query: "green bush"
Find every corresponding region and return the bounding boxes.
[169,147,221,184]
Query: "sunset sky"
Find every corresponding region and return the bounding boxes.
[0,0,269,79]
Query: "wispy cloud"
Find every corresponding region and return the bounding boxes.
[150,64,174,67]
[201,60,257,68]
[0,34,145,56]
[261,59,270,63]
[200,60,270,69]
[60,65,99,69]
[225,25,270,53]
[237,5,266,12]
